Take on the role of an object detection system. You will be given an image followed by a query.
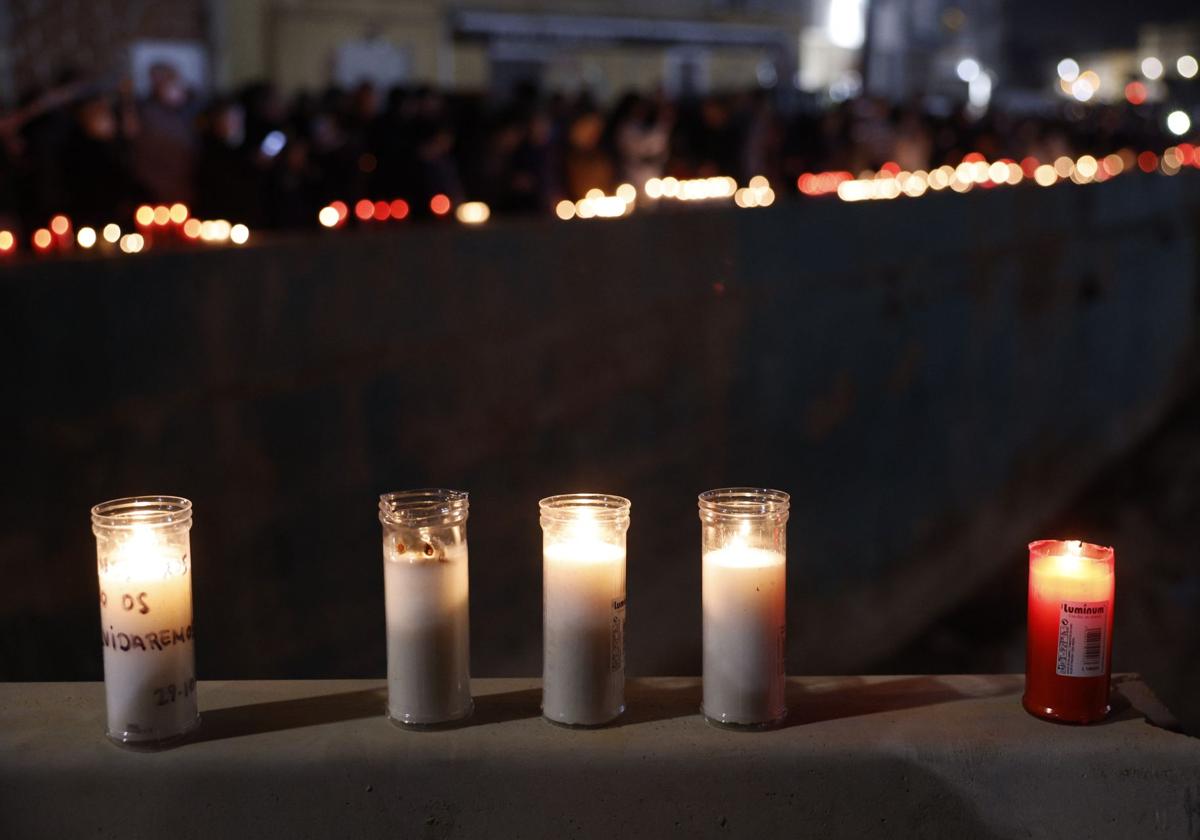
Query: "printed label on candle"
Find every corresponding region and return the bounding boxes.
[1056,600,1108,677]
[610,597,626,672]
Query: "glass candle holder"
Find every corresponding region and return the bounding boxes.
[92,496,199,748]
[379,489,473,726]
[699,488,789,729]
[540,493,630,727]
[1024,539,1115,724]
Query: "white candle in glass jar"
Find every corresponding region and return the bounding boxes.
[97,526,198,744]
[383,537,472,724]
[541,499,628,727]
[702,539,786,726]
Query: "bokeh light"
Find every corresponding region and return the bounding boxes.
[76,227,97,248]
[1167,110,1192,137]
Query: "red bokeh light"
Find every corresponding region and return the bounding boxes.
[389,199,409,219]
[962,152,985,163]
[330,200,349,222]
[430,194,451,215]
[1177,143,1195,166]
[372,200,390,221]
[354,199,374,221]
[1125,82,1147,106]
[49,214,70,235]
[1020,157,1039,178]
[1137,151,1158,173]
[880,161,901,174]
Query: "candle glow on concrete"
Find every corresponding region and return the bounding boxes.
[1024,539,1115,723]
[379,490,473,726]
[92,496,198,747]
[540,494,630,727]
[699,488,789,728]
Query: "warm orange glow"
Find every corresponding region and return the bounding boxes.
[318,206,340,228]
[32,228,52,250]
[372,200,390,221]
[1102,154,1124,176]
[152,205,171,226]
[169,203,188,224]
[430,194,451,215]
[354,199,373,221]
[389,199,409,220]
[183,218,202,238]
[49,214,70,235]
[555,199,576,220]
[330,200,349,221]
[455,201,491,224]
[1053,156,1074,178]
[0,230,14,251]
[1034,164,1057,186]
[135,205,155,226]
[119,232,145,254]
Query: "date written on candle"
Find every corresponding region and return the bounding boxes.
[153,677,197,706]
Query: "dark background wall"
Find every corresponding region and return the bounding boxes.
[1,175,1197,682]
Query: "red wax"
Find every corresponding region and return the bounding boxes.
[1024,540,1115,723]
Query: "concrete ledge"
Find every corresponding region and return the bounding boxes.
[1,676,1196,838]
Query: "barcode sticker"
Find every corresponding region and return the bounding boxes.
[610,597,626,673]
[1056,600,1109,677]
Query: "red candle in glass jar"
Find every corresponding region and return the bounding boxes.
[1024,540,1115,723]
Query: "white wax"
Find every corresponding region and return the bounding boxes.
[98,532,198,743]
[702,544,786,725]
[543,539,626,725]
[383,540,472,724]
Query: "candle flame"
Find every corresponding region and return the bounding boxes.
[104,525,184,582]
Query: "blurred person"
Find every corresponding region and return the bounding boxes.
[268,136,323,228]
[892,109,933,171]
[563,109,614,199]
[195,98,263,224]
[62,93,141,224]
[131,62,198,204]
[613,93,673,190]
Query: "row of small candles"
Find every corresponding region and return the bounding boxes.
[7,145,1193,257]
[92,490,1115,749]
[0,204,250,258]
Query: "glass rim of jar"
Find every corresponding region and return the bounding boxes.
[538,492,631,524]
[379,489,469,526]
[1028,539,1114,564]
[91,495,192,531]
[698,487,789,520]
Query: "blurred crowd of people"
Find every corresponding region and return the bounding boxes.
[0,62,1185,234]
